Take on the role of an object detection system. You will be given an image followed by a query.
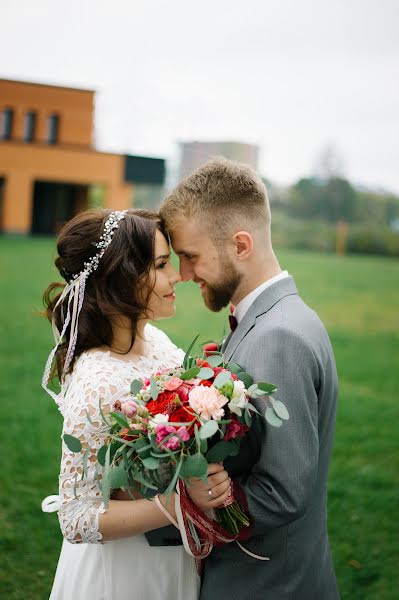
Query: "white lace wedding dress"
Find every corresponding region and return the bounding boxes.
[45,324,199,600]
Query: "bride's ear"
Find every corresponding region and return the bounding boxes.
[232,231,253,261]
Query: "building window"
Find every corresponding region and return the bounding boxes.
[0,108,13,140]
[23,111,36,142]
[47,114,59,144]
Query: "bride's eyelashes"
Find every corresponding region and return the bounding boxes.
[157,261,168,270]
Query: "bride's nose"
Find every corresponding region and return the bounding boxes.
[171,265,182,284]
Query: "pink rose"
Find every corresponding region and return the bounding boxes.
[188,386,228,421]
[143,378,151,388]
[121,400,138,418]
[164,377,184,391]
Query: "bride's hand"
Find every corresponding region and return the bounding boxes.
[186,463,231,512]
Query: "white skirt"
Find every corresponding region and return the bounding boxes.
[49,535,200,600]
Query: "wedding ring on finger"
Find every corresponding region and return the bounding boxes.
[208,489,213,498]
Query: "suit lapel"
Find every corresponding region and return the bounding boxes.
[223,276,298,362]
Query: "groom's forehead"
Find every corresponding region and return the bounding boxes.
[170,219,209,250]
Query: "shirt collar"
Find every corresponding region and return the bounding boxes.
[233,271,289,323]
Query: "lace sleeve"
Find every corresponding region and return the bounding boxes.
[57,355,128,544]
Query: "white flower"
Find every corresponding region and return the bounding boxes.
[149,413,169,428]
[228,380,247,416]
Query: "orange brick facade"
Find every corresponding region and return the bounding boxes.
[0,79,165,234]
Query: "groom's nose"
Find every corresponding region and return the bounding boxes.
[179,258,194,281]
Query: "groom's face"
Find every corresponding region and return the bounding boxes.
[170,219,242,312]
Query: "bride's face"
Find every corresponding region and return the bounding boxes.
[145,230,181,320]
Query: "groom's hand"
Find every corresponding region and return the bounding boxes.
[186,463,231,512]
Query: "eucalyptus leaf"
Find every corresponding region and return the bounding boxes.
[194,423,201,452]
[250,388,269,398]
[180,366,201,381]
[229,438,241,456]
[258,381,278,394]
[109,465,128,489]
[265,407,283,428]
[97,444,108,466]
[206,440,235,463]
[197,367,215,380]
[270,398,289,420]
[207,354,224,367]
[165,458,183,494]
[130,379,143,395]
[213,370,232,389]
[244,409,252,427]
[102,445,111,508]
[198,419,219,439]
[142,456,160,470]
[63,434,82,453]
[236,371,254,388]
[245,402,261,415]
[180,452,208,479]
[109,411,130,429]
[200,438,208,454]
[225,362,243,374]
[150,377,159,400]
[133,471,158,490]
[247,383,258,395]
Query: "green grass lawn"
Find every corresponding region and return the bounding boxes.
[0,237,398,599]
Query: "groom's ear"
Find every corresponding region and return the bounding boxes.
[232,231,253,260]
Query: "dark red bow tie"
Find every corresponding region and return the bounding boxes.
[228,314,238,332]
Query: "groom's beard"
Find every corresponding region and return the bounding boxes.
[202,259,242,312]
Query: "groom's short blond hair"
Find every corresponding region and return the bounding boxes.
[160,157,271,242]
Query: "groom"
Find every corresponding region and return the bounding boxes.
[160,158,340,600]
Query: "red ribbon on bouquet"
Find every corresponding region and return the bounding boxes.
[175,480,238,560]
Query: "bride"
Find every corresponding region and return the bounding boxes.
[41,208,231,600]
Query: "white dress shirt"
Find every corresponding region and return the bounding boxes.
[233,271,289,324]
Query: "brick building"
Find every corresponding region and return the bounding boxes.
[0,79,165,234]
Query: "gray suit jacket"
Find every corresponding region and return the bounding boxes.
[200,277,340,600]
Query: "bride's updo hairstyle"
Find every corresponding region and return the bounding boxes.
[43,208,166,379]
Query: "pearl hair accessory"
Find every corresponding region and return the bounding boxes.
[72,209,127,280]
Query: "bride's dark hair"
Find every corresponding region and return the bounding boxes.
[43,208,167,380]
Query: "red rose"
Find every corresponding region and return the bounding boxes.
[146,391,179,416]
[199,380,213,387]
[196,358,211,368]
[169,405,198,434]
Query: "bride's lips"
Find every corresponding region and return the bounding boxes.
[164,291,176,301]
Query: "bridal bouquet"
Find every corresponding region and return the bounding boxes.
[64,337,289,555]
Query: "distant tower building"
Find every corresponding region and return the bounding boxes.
[178,141,259,181]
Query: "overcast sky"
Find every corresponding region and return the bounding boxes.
[2,0,398,192]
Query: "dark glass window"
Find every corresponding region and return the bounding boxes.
[0,108,13,140]
[23,111,36,142]
[47,114,59,144]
